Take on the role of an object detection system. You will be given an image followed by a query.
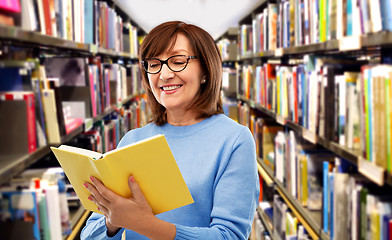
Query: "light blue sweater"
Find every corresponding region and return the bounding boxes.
[80,114,259,240]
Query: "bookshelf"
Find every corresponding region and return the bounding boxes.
[223,0,392,239]
[0,95,141,187]
[0,1,146,239]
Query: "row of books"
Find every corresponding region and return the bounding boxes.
[1,0,140,55]
[263,117,392,239]
[216,38,238,61]
[239,0,392,55]
[237,57,392,173]
[0,95,151,239]
[0,167,73,240]
[251,196,312,240]
[0,56,144,156]
[66,97,150,158]
[225,101,392,239]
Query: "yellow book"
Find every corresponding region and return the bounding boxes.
[50,134,194,215]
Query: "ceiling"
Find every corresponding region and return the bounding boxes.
[116,0,260,40]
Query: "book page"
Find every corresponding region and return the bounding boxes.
[58,145,102,159]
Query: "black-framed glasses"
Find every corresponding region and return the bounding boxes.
[141,55,197,74]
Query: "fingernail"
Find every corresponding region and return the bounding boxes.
[90,176,94,182]
[83,183,88,188]
[97,207,100,211]
[88,196,92,201]
[130,176,135,183]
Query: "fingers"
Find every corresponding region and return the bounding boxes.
[89,194,109,215]
[89,176,118,202]
[128,176,145,201]
[84,177,111,207]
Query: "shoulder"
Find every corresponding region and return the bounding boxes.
[212,114,253,138]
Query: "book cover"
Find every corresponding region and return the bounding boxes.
[0,99,31,155]
[273,195,287,240]
[307,152,334,211]
[0,190,41,240]
[0,91,37,153]
[0,0,21,12]
[268,3,278,51]
[20,0,39,31]
[344,72,361,150]
[44,57,88,87]
[48,80,67,136]
[333,172,349,239]
[42,0,52,36]
[274,131,286,184]
[299,151,308,207]
[322,161,333,233]
[358,0,371,34]
[368,0,382,32]
[31,66,48,148]
[41,89,61,144]
[50,134,194,215]
[286,211,298,237]
[380,0,392,31]
[262,125,283,171]
[0,66,33,92]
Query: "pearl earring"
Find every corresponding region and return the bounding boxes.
[201,79,206,83]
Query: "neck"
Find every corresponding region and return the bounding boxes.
[166,109,203,126]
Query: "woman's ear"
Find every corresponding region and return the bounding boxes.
[201,73,207,84]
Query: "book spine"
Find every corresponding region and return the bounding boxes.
[323,161,329,233]
[329,173,334,237]
[5,92,37,153]
[42,0,52,36]
[380,0,392,31]
[390,71,392,173]
[88,66,97,117]
[364,68,372,161]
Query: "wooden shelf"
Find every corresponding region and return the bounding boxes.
[66,210,90,240]
[240,96,392,187]
[256,206,273,237]
[0,25,137,59]
[240,31,392,58]
[69,205,87,230]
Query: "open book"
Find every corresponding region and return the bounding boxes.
[50,134,194,215]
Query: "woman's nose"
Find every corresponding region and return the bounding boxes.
[159,63,174,80]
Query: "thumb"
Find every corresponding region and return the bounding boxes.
[128,176,145,200]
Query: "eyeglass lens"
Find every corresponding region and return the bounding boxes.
[144,55,189,74]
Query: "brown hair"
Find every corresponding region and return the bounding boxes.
[139,21,223,126]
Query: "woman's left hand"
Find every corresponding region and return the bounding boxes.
[84,176,155,233]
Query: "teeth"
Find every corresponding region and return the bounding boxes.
[162,85,182,91]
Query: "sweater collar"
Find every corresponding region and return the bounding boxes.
[158,114,223,138]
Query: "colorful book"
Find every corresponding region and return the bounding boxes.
[0,190,41,240]
[0,91,37,153]
[0,0,21,12]
[50,134,194,215]
[41,89,61,144]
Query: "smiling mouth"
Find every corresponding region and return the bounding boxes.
[161,85,183,91]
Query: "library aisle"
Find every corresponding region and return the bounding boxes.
[1,0,392,239]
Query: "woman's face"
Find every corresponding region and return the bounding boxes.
[147,34,205,115]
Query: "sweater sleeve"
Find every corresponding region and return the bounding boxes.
[175,127,260,240]
[80,213,125,240]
